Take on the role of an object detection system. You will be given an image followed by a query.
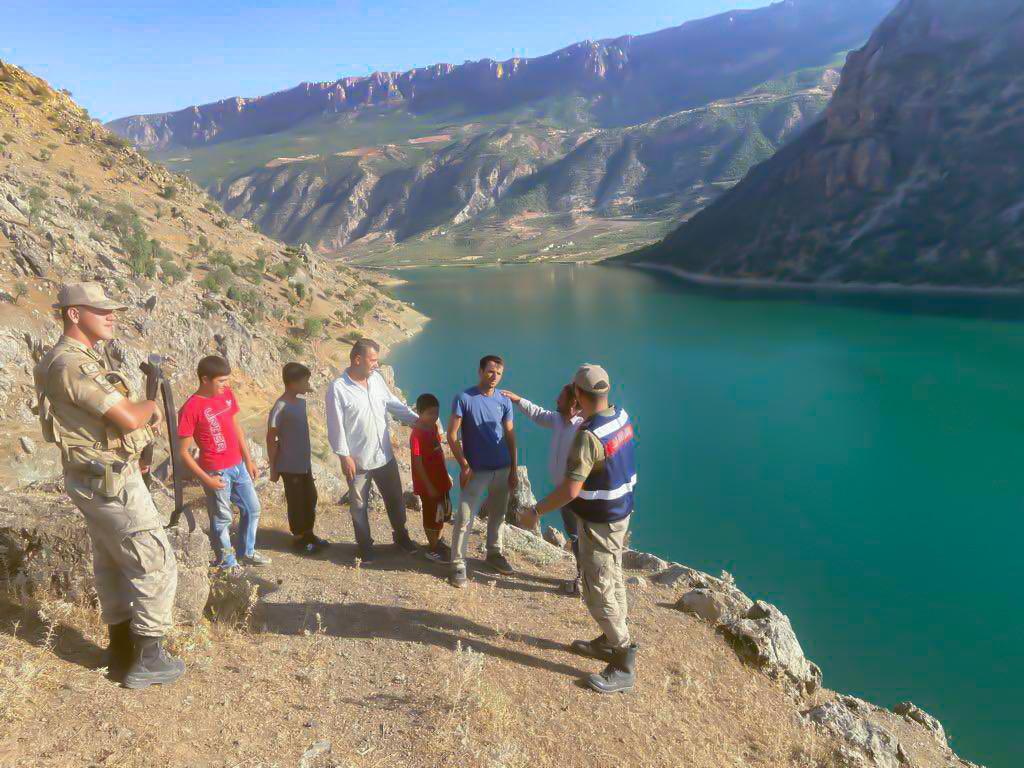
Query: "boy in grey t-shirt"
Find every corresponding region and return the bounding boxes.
[267,363,328,553]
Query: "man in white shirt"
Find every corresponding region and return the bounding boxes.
[326,338,419,561]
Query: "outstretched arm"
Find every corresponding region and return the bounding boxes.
[382,377,419,426]
[502,391,560,429]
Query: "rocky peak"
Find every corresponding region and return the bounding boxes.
[623,0,1024,288]
[107,0,895,151]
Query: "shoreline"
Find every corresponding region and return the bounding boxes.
[630,262,1024,299]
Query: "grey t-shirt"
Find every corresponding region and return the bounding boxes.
[268,397,312,474]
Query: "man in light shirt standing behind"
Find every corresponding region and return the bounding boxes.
[326,338,420,562]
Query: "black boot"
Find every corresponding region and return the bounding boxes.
[103,620,134,682]
[586,643,637,694]
[122,635,186,690]
[570,633,616,662]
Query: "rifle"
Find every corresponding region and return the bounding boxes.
[139,355,189,529]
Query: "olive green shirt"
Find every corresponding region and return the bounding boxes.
[34,336,135,466]
[565,407,616,482]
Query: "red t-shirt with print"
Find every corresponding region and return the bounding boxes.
[409,426,452,498]
[177,387,242,472]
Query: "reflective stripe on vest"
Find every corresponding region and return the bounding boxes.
[568,407,636,524]
[578,473,637,501]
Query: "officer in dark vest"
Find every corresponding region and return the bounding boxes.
[522,363,638,693]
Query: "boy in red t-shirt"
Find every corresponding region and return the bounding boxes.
[410,393,453,562]
[177,355,269,570]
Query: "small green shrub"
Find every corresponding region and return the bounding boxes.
[303,317,324,338]
[27,186,48,223]
[160,263,186,285]
[102,134,131,150]
[158,185,177,200]
[353,297,375,323]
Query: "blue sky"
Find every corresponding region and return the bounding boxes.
[4,0,767,121]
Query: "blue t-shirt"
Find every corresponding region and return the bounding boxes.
[452,387,514,471]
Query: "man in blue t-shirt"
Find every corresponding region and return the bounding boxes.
[446,354,518,587]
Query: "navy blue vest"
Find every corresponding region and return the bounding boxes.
[568,407,636,524]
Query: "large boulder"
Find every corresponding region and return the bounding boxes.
[481,466,538,533]
[651,563,705,588]
[721,600,822,695]
[677,587,753,624]
[0,488,211,625]
[622,549,669,572]
[806,697,909,768]
[164,519,212,624]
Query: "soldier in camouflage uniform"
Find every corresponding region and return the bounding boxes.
[34,282,185,688]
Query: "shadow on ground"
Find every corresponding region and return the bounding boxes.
[263,600,586,679]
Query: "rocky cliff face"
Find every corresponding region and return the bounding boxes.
[108,0,892,150]
[623,0,1024,288]
[0,60,423,484]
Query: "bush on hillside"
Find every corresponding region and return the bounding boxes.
[303,317,324,339]
[26,186,48,224]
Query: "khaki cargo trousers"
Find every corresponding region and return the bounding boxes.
[578,516,631,650]
[64,465,177,637]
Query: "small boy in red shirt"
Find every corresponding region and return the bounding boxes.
[410,393,453,561]
[177,355,269,570]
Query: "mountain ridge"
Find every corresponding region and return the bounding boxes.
[108,0,893,151]
[618,0,1024,288]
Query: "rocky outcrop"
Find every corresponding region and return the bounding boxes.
[624,0,1024,289]
[677,586,752,624]
[893,701,947,746]
[721,600,822,695]
[0,489,210,624]
[806,697,915,768]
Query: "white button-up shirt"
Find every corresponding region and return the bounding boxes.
[326,370,418,471]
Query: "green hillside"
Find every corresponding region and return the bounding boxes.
[147,68,837,265]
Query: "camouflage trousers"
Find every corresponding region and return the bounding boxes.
[65,465,177,637]
[578,516,631,650]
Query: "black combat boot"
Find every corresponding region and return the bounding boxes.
[103,620,134,682]
[586,643,638,694]
[122,635,186,690]
[569,633,617,662]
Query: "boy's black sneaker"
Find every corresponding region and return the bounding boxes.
[356,545,376,564]
[485,552,514,575]
[394,532,418,554]
[311,535,331,549]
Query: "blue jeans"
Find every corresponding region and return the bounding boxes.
[204,461,261,567]
[561,507,581,575]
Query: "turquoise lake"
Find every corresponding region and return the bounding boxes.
[386,264,1022,768]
